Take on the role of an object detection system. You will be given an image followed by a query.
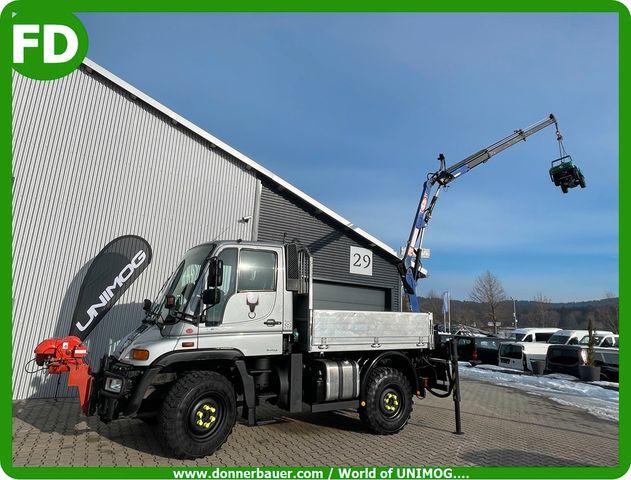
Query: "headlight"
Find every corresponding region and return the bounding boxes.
[104,377,123,393]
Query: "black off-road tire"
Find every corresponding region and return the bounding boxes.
[139,414,158,426]
[158,371,236,459]
[359,367,413,434]
[561,185,568,194]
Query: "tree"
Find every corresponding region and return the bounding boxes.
[604,292,619,333]
[532,292,552,327]
[469,271,506,334]
[586,317,596,366]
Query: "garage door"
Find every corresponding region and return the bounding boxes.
[313,281,387,311]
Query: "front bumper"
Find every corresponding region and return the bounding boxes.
[94,356,158,422]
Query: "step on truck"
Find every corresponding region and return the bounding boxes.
[31,114,580,459]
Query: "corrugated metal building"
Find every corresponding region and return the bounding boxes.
[11,59,401,400]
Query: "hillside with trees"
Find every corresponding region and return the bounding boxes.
[420,293,618,333]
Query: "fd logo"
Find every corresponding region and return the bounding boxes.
[11,8,88,80]
[13,25,79,64]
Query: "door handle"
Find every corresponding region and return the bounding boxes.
[264,319,282,327]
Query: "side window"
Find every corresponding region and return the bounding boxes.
[568,336,579,345]
[536,332,555,342]
[523,334,532,342]
[238,250,277,292]
[205,248,237,325]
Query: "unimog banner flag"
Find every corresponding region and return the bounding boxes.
[69,235,153,340]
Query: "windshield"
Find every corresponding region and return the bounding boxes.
[151,244,214,321]
[547,334,571,345]
[477,338,499,349]
[510,333,527,342]
[579,335,605,345]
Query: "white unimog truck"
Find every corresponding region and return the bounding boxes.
[32,114,578,459]
[41,241,447,459]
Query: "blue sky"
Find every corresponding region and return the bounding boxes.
[77,13,619,302]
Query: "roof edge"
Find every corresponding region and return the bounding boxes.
[82,58,399,260]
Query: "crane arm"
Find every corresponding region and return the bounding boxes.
[398,114,559,313]
[434,114,558,186]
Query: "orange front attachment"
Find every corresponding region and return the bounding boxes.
[34,336,93,415]
[67,362,93,414]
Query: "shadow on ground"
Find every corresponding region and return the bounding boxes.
[461,449,596,467]
[12,399,369,459]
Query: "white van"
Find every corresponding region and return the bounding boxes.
[499,329,615,372]
[507,328,561,343]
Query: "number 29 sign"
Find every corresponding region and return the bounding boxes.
[349,246,373,276]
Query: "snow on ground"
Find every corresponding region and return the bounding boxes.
[458,362,619,422]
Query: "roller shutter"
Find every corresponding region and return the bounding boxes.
[313,281,387,311]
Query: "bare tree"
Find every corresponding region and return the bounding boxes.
[604,292,619,333]
[469,271,506,334]
[532,292,552,327]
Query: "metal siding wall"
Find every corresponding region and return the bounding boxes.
[12,70,258,399]
[257,183,401,311]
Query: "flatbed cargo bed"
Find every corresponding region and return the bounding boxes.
[305,309,433,353]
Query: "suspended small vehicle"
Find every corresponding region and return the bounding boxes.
[549,131,586,193]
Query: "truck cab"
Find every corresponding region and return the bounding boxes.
[115,241,290,365]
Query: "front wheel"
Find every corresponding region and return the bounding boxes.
[359,367,412,434]
[158,371,236,459]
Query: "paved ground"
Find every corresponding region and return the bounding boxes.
[12,378,618,467]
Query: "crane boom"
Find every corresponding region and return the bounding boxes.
[398,114,559,313]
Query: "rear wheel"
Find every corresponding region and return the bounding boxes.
[561,185,568,194]
[579,177,586,188]
[158,371,236,459]
[359,367,412,434]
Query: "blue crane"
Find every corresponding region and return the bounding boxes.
[397,114,580,313]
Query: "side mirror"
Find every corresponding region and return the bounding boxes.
[143,299,152,312]
[208,257,224,287]
[165,294,176,310]
[202,288,221,305]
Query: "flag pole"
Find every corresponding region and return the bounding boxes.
[448,291,451,333]
[442,290,450,333]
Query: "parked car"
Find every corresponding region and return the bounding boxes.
[437,333,500,365]
[545,344,619,382]
[498,329,615,372]
[547,330,617,347]
[578,333,618,348]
